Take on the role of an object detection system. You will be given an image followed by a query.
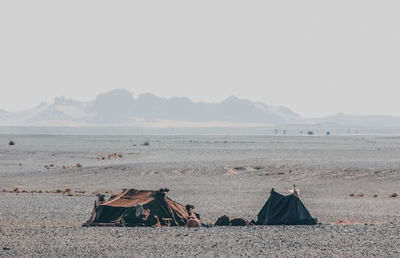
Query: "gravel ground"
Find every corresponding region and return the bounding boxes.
[1,134,400,257]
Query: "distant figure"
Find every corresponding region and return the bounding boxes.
[283,130,286,135]
[326,131,330,135]
[274,129,278,135]
[307,131,313,135]
[8,141,15,146]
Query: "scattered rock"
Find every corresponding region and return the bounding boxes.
[332,220,384,225]
[224,168,238,175]
[332,220,364,225]
[75,190,86,194]
[105,153,124,160]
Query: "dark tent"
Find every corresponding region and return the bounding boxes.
[83,188,202,227]
[257,189,317,225]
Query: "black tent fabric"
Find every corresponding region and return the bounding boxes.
[257,189,317,225]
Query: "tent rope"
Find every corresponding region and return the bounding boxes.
[155,198,178,226]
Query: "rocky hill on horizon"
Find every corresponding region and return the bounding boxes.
[0,89,302,127]
[2,89,400,128]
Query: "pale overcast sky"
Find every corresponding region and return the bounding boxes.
[1,1,399,117]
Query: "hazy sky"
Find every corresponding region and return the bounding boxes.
[1,1,399,117]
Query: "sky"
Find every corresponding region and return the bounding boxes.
[0,1,399,118]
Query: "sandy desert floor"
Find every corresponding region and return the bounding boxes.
[1,133,400,257]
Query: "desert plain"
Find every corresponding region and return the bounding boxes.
[1,130,400,257]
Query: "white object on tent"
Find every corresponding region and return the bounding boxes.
[289,184,300,197]
[135,204,145,217]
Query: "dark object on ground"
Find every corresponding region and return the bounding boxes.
[307,131,314,135]
[214,215,231,226]
[230,218,248,226]
[257,188,317,225]
[8,141,15,146]
[3,247,11,251]
[187,219,200,227]
[143,141,150,146]
[83,188,202,227]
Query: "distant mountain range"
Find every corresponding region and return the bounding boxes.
[311,113,400,128]
[1,89,400,128]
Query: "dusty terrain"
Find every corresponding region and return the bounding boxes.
[1,133,400,257]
